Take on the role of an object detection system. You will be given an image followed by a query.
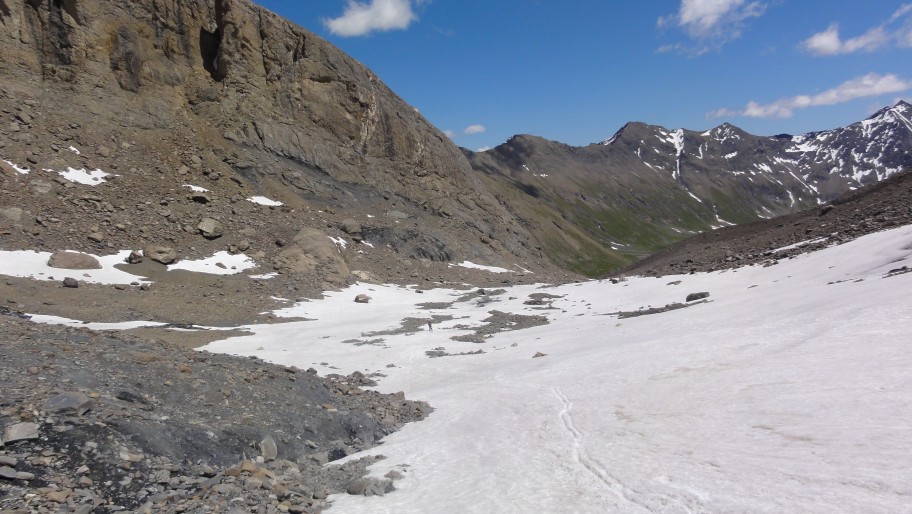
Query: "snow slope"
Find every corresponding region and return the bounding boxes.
[177,225,912,511]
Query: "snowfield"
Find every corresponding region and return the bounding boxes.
[200,225,912,513]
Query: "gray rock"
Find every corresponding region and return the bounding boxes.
[198,217,223,239]
[273,228,350,285]
[0,207,24,222]
[386,210,409,220]
[3,422,39,443]
[62,277,79,288]
[0,466,17,480]
[340,219,362,235]
[685,292,710,302]
[48,251,102,270]
[127,250,144,264]
[44,391,95,416]
[260,436,278,461]
[143,245,178,264]
[354,294,371,304]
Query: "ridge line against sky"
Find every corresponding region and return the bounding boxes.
[255,1,912,150]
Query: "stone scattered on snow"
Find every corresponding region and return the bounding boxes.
[47,251,102,270]
[686,291,710,302]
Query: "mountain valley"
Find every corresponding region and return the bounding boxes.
[0,0,911,512]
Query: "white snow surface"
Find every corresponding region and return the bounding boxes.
[55,167,113,185]
[247,196,284,207]
[0,250,147,284]
[201,225,912,513]
[449,261,512,273]
[2,159,30,174]
[182,184,209,193]
[168,251,257,275]
[27,314,167,331]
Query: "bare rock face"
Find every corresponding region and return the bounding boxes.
[0,0,537,271]
[47,251,101,270]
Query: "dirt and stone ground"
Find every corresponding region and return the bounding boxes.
[0,313,428,513]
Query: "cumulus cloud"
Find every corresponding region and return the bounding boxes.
[324,0,426,37]
[464,124,486,135]
[708,73,912,119]
[443,129,456,139]
[802,4,912,56]
[658,0,767,54]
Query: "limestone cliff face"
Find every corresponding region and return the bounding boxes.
[0,0,536,266]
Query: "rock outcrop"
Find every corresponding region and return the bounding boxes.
[0,0,539,281]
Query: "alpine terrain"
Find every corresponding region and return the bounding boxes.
[467,101,912,275]
[0,0,910,512]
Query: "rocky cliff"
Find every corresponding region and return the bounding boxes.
[0,0,546,289]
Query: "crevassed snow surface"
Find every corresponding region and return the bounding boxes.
[202,225,912,513]
[247,196,284,207]
[168,251,257,275]
[0,250,147,284]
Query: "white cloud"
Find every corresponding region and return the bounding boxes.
[901,26,912,47]
[890,4,912,23]
[476,146,491,152]
[324,0,424,37]
[658,0,767,54]
[802,4,912,56]
[802,24,889,55]
[443,129,456,139]
[464,124,486,135]
[708,73,912,119]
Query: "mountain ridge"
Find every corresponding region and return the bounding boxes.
[464,100,912,275]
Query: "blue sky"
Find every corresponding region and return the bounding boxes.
[254,1,912,150]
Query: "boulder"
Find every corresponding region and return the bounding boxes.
[3,422,39,444]
[686,292,710,302]
[0,207,24,223]
[62,277,79,288]
[259,436,278,461]
[354,294,371,304]
[43,392,94,416]
[273,228,350,284]
[143,245,178,265]
[126,250,143,264]
[48,251,102,270]
[340,219,362,235]
[198,217,223,239]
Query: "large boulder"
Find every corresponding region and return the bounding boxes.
[143,246,178,265]
[198,218,223,240]
[274,228,350,284]
[47,251,102,270]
